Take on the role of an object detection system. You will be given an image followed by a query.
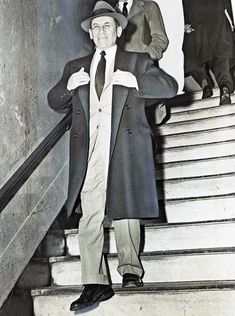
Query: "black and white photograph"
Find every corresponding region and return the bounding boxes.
[0,0,235,315]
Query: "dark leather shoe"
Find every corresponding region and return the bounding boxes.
[202,85,213,99]
[122,273,143,288]
[220,86,231,105]
[70,284,114,311]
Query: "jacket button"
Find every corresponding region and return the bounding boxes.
[126,128,132,135]
[73,133,78,138]
[76,109,81,115]
[125,104,130,110]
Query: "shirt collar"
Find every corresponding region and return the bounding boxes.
[95,44,117,60]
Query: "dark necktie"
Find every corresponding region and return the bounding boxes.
[95,51,106,99]
[122,2,128,17]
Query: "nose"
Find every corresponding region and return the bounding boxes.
[99,26,106,34]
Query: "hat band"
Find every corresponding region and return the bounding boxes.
[92,8,115,16]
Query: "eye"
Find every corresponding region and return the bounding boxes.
[92,25,99,30]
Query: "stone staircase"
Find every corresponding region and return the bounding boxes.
[31,92,235,316]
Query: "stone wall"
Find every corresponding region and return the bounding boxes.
[0,0,96,307]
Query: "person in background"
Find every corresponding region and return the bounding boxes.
[116,0,169,125]
[183,0,235,105]
[48,1,177,311]
[116,0,168,60]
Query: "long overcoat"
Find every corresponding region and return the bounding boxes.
[48,48,177,219]
[183,0,235,74]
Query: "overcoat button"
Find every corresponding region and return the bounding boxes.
[125,104,130,110]
[76,110,81,115]
[98,108,102,112]
[126,128,132,135]
[74,133,78,138]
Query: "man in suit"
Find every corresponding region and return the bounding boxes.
[116,0,185,95]
[48,1,177,311]
[116,0,168,60]
[183,0,235,104]
[116,0,169,125]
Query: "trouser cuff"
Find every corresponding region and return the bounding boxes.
[117,264,143,278]
[82,273,109,285]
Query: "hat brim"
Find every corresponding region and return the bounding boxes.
[81,12,128,32]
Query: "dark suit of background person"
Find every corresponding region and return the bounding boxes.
[183,0,235,105]
[48,1,177,311]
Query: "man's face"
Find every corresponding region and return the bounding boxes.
[89,16,122,50]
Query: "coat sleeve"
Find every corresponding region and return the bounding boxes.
[224,0,235,28]
[143,2,169,60]
[133,53,178,99]
[47,61,75,113]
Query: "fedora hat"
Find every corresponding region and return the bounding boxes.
[81,1,128,32]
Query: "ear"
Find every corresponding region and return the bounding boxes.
[117,26,122,38]
[89,29,93,40]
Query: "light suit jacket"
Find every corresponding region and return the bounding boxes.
[117,0,168,60]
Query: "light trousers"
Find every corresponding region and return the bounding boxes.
[79,191,143,284]
[78,120,143,284]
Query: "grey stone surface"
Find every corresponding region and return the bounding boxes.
[0,0,99,307]
[0,0,38,187]
[32,287,235,316]
[0,135,69,307]
[37,0,96,139]
[0,0,96,188]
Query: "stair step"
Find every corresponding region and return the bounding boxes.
[159,114,235,135]
[32,282,235,316]
[156,155,235,179]
[65,220,235,256]
[157,173,235,199]
[161,126,235,148]
[157,140,235,163]
[169,104,235,123]
[170,94,220,113]
[170,90,235,113]
[165,195,235,223]
[49,250,235,286]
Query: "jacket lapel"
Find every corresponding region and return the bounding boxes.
[128,0,144,19]
[115,0,144,20]
[109,49,136,159]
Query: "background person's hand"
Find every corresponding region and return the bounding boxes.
[67,67,90,91]
[112,69,139,90]
[185,24,194,33]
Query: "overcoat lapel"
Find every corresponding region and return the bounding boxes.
[109,49,137,159]
[77,54,94,122]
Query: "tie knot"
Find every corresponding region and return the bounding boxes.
[100,51,106,57]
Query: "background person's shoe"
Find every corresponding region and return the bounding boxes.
[220,86,231,105]
[202,85,213,99]
[122,273,143,288]
[70,284,114,311]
